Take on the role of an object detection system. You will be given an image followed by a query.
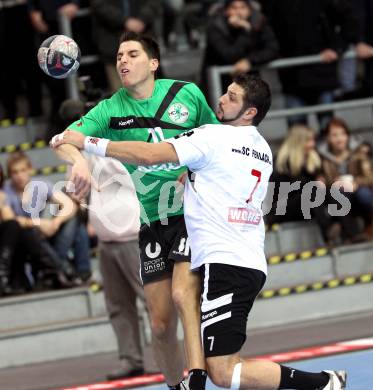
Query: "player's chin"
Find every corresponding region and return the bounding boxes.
[121,77,134,88]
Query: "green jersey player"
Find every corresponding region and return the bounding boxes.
[53,32,219,390]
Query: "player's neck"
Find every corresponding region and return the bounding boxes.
[228,118,253,127]
[127,77,155,100]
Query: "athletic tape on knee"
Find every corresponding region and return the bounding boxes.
[230,362,242,390]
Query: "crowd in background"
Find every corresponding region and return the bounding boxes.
[1,0,373,297]
[2,0,373,123]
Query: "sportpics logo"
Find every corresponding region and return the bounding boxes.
[23,164,354,230]
[21,159,184,229]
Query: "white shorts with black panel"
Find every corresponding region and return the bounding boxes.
[200,263,266,357]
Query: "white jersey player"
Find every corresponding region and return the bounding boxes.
[168,123,272,275]
[51,73,347,390]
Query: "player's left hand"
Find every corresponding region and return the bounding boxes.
[50,130,86,150]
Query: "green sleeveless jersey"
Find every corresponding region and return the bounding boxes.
[68,79,219,224]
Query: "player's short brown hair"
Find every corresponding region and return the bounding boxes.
[119,31,161,63]
[233,73,271,126]
[7,151,32,177]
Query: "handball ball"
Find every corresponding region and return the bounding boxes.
[37,35,81,79]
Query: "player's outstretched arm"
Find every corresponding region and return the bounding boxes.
[50,130,180,166]
[107,140,179,165]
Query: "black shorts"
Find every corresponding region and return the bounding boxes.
[139,215,191,284]
[199,263,266,357]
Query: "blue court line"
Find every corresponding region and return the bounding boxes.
[141,349,373,390]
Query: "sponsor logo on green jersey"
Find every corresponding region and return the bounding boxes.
[168,103,189,124]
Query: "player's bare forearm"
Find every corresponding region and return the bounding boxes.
[106,141,179,165]
[50,130,180,165]
[51,139,92,200]
[54,143,86,165]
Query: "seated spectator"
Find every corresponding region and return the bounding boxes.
[267,0,357,128]
[201,0,278,102]
[90,0,161,93]
[266,125,332,241]
[3,152,83,281]
[318,118,373,242]
[0,161,71,294]
[0,164,24,296]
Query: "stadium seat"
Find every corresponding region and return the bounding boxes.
[276,221,325,254]
[335,241,373,277]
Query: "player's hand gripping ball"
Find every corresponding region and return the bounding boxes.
[38,35,81,79]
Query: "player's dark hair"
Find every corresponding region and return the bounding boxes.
[233,73,271,126]
[119,31,161,63]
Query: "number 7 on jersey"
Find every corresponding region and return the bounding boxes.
[246,169,262,203]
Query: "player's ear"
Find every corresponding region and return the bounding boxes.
[150,58,159,72]
[244,107,257,122]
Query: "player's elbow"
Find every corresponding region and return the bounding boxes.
[140,145,168,166]
[140,152,160,166]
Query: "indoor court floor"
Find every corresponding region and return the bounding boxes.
[2,313,372,390]
[60,338,373,390]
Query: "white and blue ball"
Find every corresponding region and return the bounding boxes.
[38,35,81,79]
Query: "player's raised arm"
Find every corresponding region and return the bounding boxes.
[51,98,111,199]
[51,130,179,165]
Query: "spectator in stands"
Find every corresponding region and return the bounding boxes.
[0,164,24,296]
[3,152,82,281]
[354,0,373,97]
[267,0,358,128]
[29,0,79,34]
[0,0,42,126]
[318,118,373,242]
[90,0,161,93]
[201,0,278,101]
[87,154,145,380]
[29,0,80,138]
[162,0,184,50]
[163,0,205,50]
[0,159,74,292]
[266,125,334,242]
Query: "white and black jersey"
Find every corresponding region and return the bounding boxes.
[167,124,273,275]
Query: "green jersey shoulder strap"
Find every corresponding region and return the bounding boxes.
[108,81,189,132]
[154,81,189,119]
